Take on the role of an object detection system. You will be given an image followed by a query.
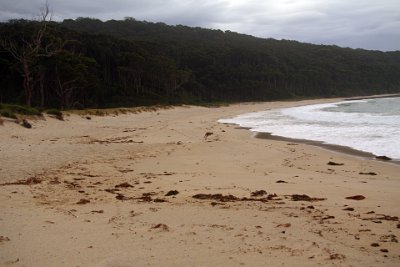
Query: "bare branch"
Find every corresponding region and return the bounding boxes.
[39,1,51,23]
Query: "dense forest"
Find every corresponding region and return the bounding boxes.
[1,16,400,109]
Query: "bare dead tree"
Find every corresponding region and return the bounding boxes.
[0,2,53,106]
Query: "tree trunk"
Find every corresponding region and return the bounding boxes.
[22,57,33,107]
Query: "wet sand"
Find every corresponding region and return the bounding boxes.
[0,98,399,267]
[255,132,400,165]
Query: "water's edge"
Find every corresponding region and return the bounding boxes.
[344,93,400,101]
[254,131,400,165]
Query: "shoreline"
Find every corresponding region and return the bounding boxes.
[254,131,400,165]
[344,93,400,101]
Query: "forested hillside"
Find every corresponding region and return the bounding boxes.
[1,17,399,109]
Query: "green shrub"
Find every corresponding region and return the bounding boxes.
[46,109,62,116]
[0,109,17,119]
[46,109,64,120]
[0,104,41,116]
[95,110,105,116]
[46,109,63,116]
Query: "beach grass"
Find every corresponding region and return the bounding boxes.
[0,103,42,118]
[67,105,174,116]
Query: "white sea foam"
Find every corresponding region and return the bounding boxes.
[219,97,400,160]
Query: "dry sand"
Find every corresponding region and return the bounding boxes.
[0,99,399,267]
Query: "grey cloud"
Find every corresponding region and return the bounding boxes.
[223,0,400,51]
[280,11,327,24]
[0,0,398,51]
[0,0,43,20]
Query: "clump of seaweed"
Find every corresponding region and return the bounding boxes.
[0,177,42,186]
[291,194,326,202]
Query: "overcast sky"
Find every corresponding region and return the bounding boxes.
[1,0,399,51]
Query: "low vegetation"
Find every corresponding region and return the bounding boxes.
[0,109,17,119]
[68,105,173,116]
[45,109,62,116]
[45,109,63,120]
[0,103,41,119]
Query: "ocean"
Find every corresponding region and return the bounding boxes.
[219,97,400,160]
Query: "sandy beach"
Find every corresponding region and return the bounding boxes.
[1,98,399,267]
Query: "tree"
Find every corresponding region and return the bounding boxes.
[51,51,98,109]
[1,16,400,109]
[0,4,54,106]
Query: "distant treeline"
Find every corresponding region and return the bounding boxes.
[1,17,399,109]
